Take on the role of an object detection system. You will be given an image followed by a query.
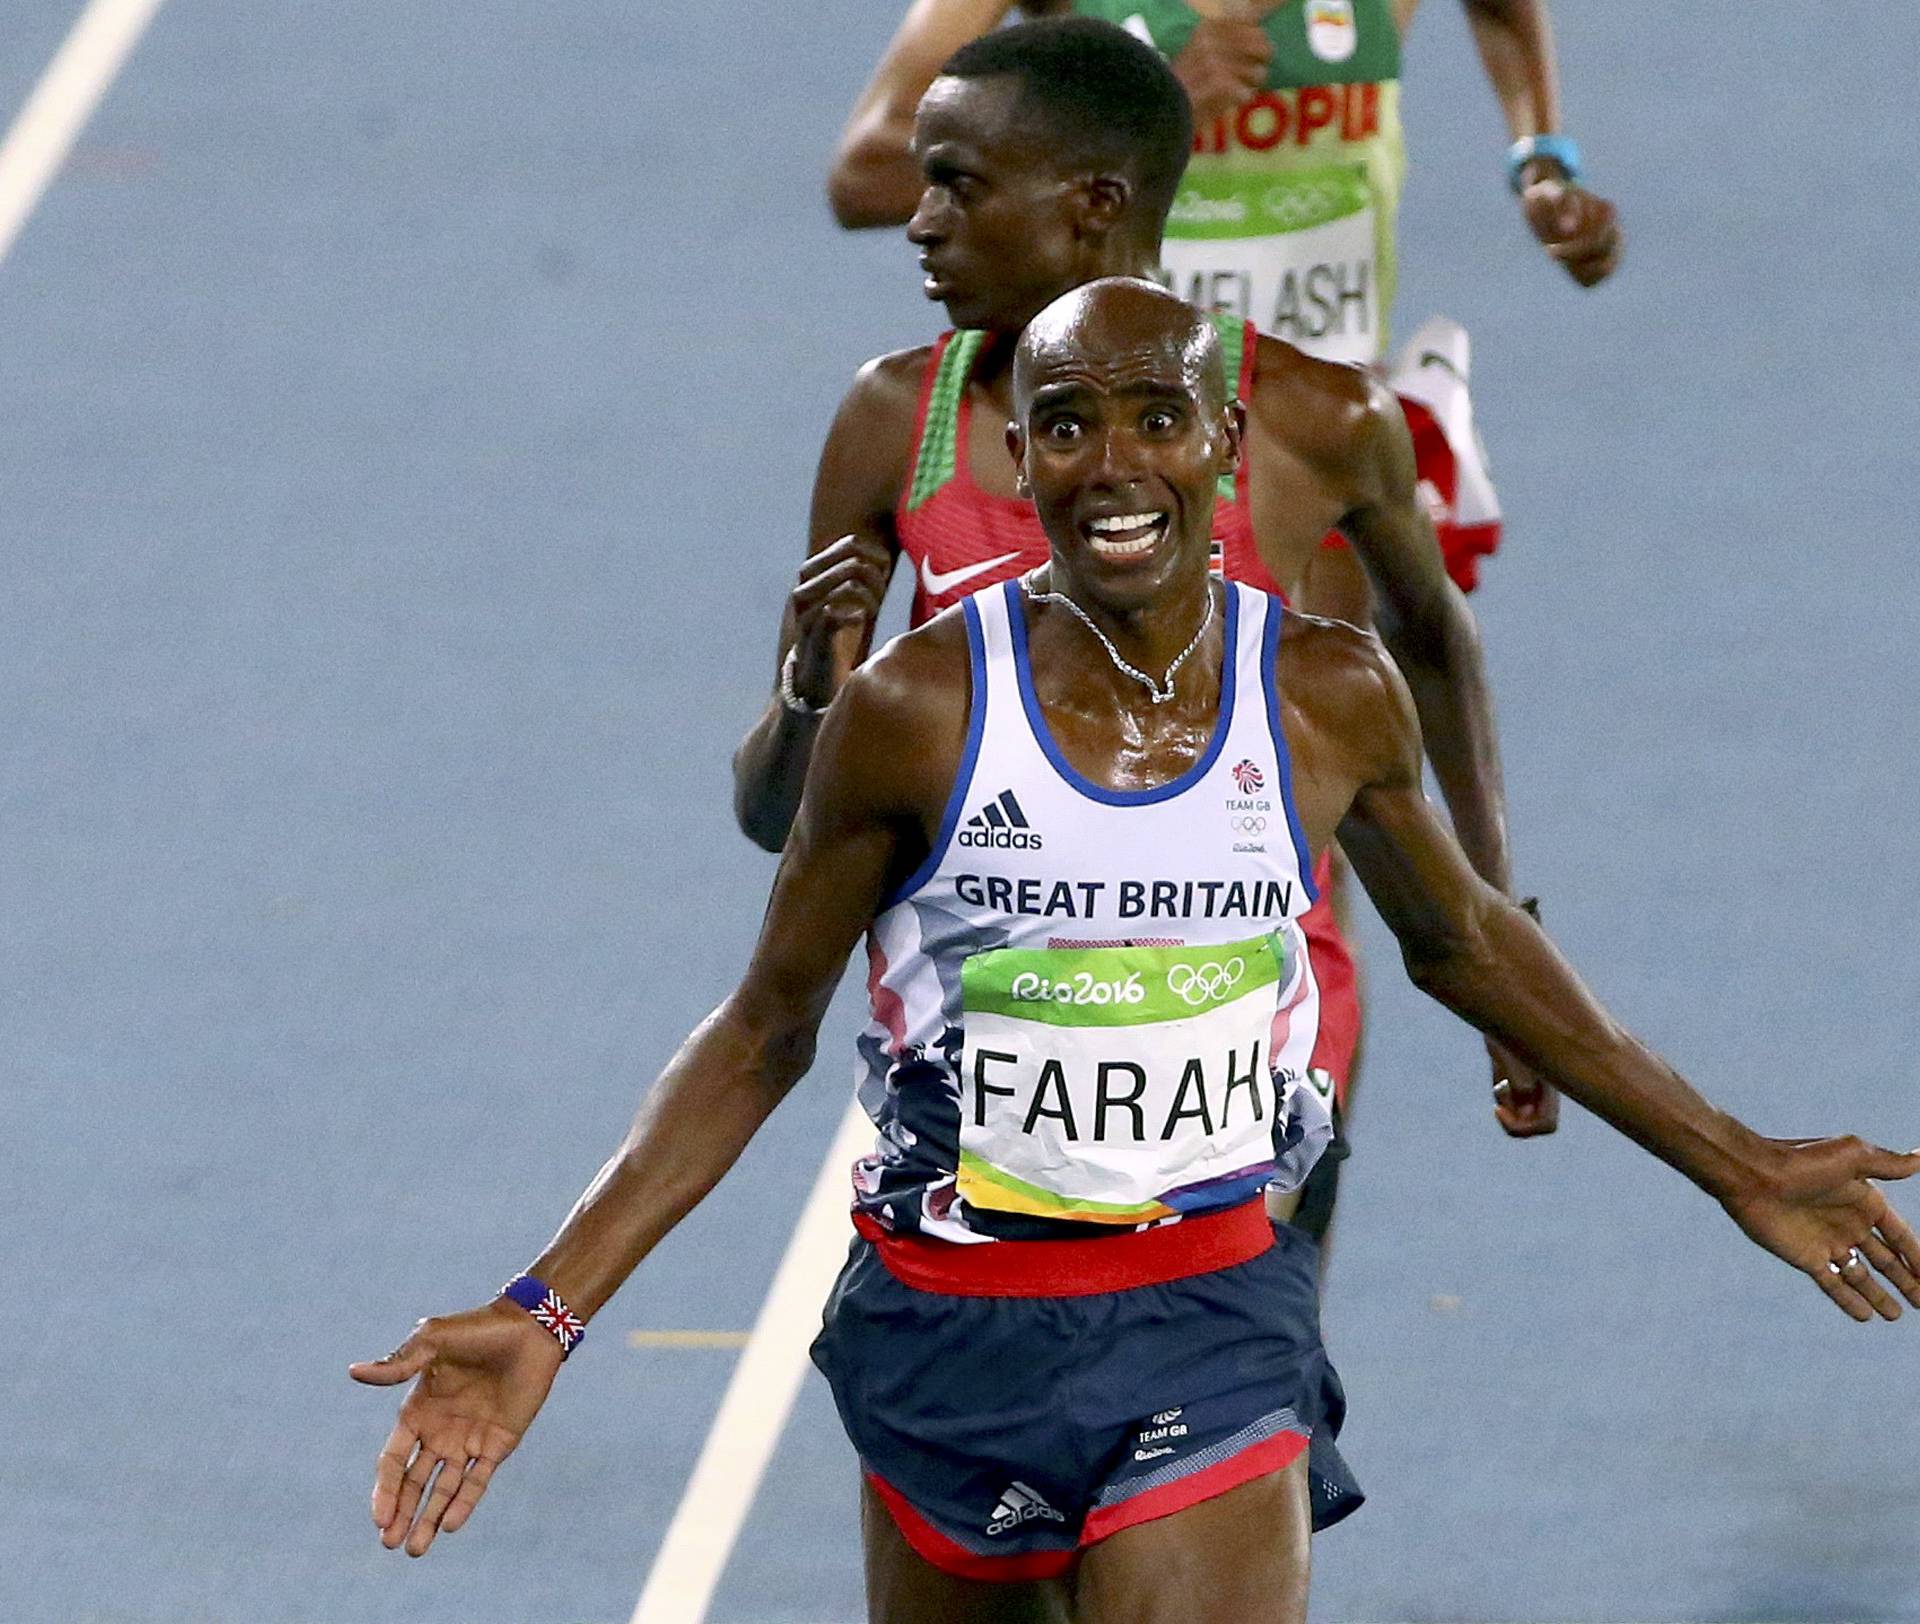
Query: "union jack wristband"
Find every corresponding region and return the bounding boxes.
[499,1273,586,1359]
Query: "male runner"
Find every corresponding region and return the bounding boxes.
[827,0,1621,595]
[733,21,1552,1224]
[354,282,1918,1622]
[829,0,1621,349]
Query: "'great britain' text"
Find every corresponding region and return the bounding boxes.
[953,873,1296,921]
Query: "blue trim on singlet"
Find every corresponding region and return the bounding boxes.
[880,599,989,908]
[1260,595,1320,904]
[1006,577,1238,807]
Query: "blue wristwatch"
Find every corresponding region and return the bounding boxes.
[1506,133,1583,193]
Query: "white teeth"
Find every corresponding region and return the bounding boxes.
[1085,510,1168,559]
[1087,512,1166,534]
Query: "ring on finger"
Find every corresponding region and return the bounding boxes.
[1829,1246,1868,1277]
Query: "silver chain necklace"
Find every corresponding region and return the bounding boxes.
[1020,574,1216,705]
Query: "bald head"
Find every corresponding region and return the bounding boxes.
[1005,278,1241,607]
[1013,278,1225,417]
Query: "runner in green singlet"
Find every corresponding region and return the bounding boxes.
[1087,0,1408,362]
[830,0,1621,360]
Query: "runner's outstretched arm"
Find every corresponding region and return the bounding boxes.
[1318,622,1920,1317]
[354,635,967,1556]
[1458,0,1622,285]
[732,358,913,849]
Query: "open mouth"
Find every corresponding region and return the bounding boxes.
[1082,510,1170,562]
[919,258,954,299]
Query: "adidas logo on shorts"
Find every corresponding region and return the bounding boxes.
[986,1480,1065,1535]
[958,788,1043,851]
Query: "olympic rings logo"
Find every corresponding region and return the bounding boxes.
[1230,815,1267,833]
[1166,958,1245,1006]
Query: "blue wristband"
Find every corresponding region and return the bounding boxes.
[500,1273,585,1358]
[1506,133,1583,193]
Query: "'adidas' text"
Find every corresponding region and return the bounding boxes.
[987,1481,1065,1535]
[958,788,1044,851]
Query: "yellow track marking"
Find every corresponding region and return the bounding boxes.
[625,1329,751,1349]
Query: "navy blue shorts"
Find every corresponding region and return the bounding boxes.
[810,1211,1361,1582]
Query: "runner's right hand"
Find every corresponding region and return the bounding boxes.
[1170,17,1273,127]
[349,1300,562,1557]
[1488,1036,1559,1138]
[1520,179,1622,288]
[786,532,894,710]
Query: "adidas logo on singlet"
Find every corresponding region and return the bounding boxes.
[958,788,1043,851]
[986,1480,1065,1535]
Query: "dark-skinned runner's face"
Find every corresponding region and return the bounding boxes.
[1009,299,1243,622]
[908,74,1121,335]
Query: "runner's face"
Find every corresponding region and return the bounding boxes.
[908,77,1090,332]
[1012,331,1237,612]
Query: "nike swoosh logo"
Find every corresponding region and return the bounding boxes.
[920,550,1021,598]
[1417,349,1467,383]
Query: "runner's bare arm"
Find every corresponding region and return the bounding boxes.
[731,354,918,850]
[1458,0,1560,142]
[528,635,960,1317]
[1459,0,1621,286]
[827,0,1024,229]
[1273,364,1512,895]
[1296,528,1557,1136]
[351,631,968,1558]
[1265,353,1557,1134]
[1314,626,1920,1321]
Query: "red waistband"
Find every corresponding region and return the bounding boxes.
[853,1200,1273,1298]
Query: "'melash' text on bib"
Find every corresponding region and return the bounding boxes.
[1162,163,1378,365]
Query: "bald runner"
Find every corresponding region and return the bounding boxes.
[355,280,1920,1624]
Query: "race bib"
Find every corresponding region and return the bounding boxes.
[957,936,1291,1225]
[1162,164,1379,366]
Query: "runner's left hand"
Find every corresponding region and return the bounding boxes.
[1488,1036,1559,1137]
[1520,179,1622,288]
[1718,1137,1920,1322]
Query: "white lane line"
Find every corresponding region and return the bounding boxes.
[630,1098,872,1624]
[0,0,168,268]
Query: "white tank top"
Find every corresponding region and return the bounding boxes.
[851,578,1332,1246]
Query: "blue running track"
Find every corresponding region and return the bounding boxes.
[3,3,1917,1619]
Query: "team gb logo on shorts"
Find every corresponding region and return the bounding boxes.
[1306,0,1358,62]
[1232,759,1265,795]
